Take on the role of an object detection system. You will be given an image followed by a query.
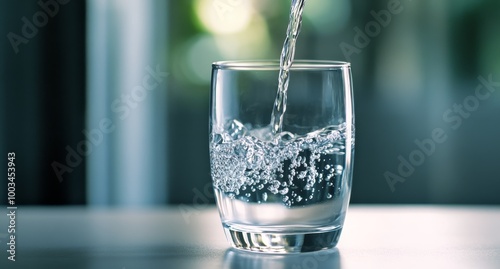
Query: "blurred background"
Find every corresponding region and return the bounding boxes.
[1,0,499,206]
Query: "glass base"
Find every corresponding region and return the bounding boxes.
[223,226,342,253]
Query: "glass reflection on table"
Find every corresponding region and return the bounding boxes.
[223,248,341,269]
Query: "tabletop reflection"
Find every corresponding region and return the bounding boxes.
[223,248,341,269]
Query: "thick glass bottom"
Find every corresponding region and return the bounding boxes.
[223,225,342,253]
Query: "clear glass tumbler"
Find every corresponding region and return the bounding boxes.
[209,60,354,253]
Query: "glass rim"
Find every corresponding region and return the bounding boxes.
[212,60,350,70]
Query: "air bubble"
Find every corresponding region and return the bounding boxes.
[234,144,250,158]
[247,152,264,169]
[335,165,343,175]
[262,192,268,202]
[269,187,279,194]
[278,132,295,146]
[211,133,223,144]
[225,119,247,141]
[279,188,289,195]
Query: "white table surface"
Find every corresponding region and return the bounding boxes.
[1,205,500,269]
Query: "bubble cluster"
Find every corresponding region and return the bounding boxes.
[210,120,352,207]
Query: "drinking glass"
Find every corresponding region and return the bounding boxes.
[209,60,354,253]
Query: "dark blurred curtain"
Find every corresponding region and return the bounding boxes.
[0,1,86,204]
